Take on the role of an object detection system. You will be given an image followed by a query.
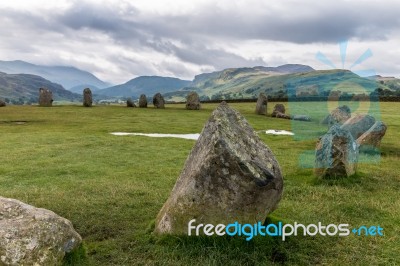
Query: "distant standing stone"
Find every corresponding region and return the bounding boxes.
[315,125,358,178]
[154,102,283,234]
[127,98,136,107]
[0,99,5,107]
[153,93,165,108]
[271,104,286,117]
[186,91,201,110]
[0,196,82,265]
[341,114,375,139]
[83,88,93,107]
[38,88,53,107]
[356,121,387,148]
[255,93,268,115]
[139,94,147,108]
[321,105,351,127]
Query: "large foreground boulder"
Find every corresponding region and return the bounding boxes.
[153,93,165,108]
[356,121,387,148]
[255,93,268,115]
[341,114,375,139]
[0,197,82,265]
[315,125,359,178]
[38,88,53,107]
[0,99,5,107]
[83,88,93,107]
[139,94,147,108]
[186,92,201,110]
[155,102,283,234]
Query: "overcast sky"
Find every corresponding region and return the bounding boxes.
[0,0,399,84]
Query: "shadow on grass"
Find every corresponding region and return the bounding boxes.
[63,244,89,266]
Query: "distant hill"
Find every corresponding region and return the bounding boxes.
[97,76,191,97]
[163,66,391,102]
[0,60,110,90]
[69,84,101,94]
[0,72,80,102]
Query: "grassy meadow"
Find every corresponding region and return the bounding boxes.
[0,102,399,265]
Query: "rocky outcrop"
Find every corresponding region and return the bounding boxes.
[155,102,283,234]
[0,197,82,265]
[139,94,147,108]
[185,92,201,110]
[127,98,136,107]
[255,93,268,115]
[0,99,5,107]
[83,88,92,107]
[356,121,387,148]
[315,125,359,178]
[153,93,165,109]
[341,114,376,140]
[38,88,53,107]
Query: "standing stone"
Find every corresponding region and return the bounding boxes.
[139,94,147,108]
[127,98,136,107]
[315,125,359,178]
[38,88,53,107]
[0,99,5,107]
[154,102,283,234]
[186,91,201,110]
[341,114,376,139]
[255,93,268,115]
[0,196,82,265]
[321,105,351,126]
[83,88,93,107]
[271,104,286,117]
[153,93,165,109]
[356,121,387,148]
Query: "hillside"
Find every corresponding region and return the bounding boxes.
[0,72,81,102]
[0,60,110,90]
[97,76,191,97]
[164,67,392,102]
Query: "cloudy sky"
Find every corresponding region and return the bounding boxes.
[0,0,399,84]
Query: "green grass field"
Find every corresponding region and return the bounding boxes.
[0,102,399,265]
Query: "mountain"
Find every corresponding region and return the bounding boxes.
[0,72,80,102]
[97,76,191,97]
[69,84,101,93]
[163,66,390,102]
[0,60,110,90]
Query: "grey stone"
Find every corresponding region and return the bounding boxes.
[292,115,311,121]
[341,114,376,139]
[83,88,92,107]
[153,93,165,108]
[139,94,147,108]
[356,121,387,148]
[38,88,53,107]
[186,92,201,110]
[0,196,82,265]
[271,104,285,117]
[255,93,268,115]
[154,102,283,234]
[127,98,136,107]
[0,100,5,107]
[315,125,359,178]
[321,105,351,126]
